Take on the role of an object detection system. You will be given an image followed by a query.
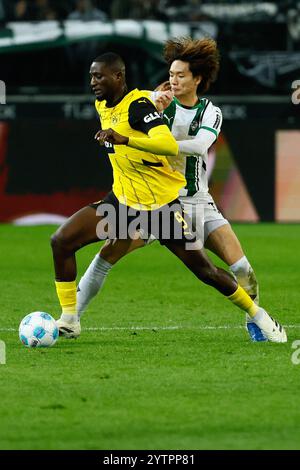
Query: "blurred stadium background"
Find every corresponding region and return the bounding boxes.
[0,0,299,225]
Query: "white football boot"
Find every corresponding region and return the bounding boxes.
[252,309,287,343]
[56,318,81,339]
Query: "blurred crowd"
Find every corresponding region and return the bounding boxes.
[0,0,179,22]
[0,0,293,23]
[0,0,297,95]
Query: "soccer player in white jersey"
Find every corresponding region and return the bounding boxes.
[58,38,278,342]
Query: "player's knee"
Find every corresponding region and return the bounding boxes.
[50,231,61,253]
[50,230,71,253]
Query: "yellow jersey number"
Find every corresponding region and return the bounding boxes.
[174,211,193,236]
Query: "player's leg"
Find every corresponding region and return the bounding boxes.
[77,237,145,318]
[165,242,286,343]
[205,223,259,302]
[184,197,262,341]
[51,205,104,336]
[165,241,238,295]
[203,204,263,341]
[205,224,264,341]
[51,206,102,280]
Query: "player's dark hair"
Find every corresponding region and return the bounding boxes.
[94,52,126,76]
[163,37,220,94]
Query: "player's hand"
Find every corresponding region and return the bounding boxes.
[154,90,174,112]
[94,128,129,145]
[155,81,171,92]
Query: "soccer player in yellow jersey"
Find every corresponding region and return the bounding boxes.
[52,52,287,343]
[94,87,185,210]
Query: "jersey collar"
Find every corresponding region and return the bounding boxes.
[174,96,203,110]
[105,86,133,108]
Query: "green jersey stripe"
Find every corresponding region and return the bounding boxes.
[185,157,197,196]
[200,126,218,138]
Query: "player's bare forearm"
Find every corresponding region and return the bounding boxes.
[95,128,129,145]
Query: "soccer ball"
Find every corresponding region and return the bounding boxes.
[19,311,59,348]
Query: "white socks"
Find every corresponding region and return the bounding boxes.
[77,254,112,318]
[61,312,78,323]
[230,256,259,323]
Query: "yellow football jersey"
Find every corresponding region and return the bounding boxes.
[95,88,186,210]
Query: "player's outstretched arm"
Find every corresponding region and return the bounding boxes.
[177,128,217,157]
[177,104,223,157]
[95,125,178,157]
[127,96,178,156]
[128,125,178,156]
[95,96,179,157]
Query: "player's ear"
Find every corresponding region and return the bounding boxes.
[114,70,123,82]
[194,75,202,87]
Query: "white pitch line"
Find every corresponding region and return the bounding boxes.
[83,324,300,331]
[1,324,300,333]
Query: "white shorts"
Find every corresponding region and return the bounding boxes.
[145,194,228,245]
[180,195,228,242]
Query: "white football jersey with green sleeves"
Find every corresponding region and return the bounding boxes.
[163,97,222,197]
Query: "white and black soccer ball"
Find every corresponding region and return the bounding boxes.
[19,311,59,348]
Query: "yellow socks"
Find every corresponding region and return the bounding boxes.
[54,282,258,322]
[227,285,259,317]
[55,281,77,316]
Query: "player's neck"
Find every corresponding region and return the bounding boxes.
[106,85,128,108]
[176,94,200,108]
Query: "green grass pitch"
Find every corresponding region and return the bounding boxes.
[0,223,300,450]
